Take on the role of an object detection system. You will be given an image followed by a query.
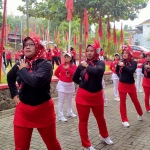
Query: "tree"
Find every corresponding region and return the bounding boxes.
[0,0,2,9]
[17,0,149,39]
[17,0,149,57]
[124,25,133,31]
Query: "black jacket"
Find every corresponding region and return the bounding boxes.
[116,60,137,84]
[142,62,150,78]
[7,59,53,106]
[73,60,105,92]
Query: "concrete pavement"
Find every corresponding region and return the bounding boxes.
[0,84,150,150]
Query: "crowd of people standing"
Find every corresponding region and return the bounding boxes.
[5,35,150,150]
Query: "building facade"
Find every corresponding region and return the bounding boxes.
[132,19,150,47]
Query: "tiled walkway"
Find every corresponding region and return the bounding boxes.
[0,85,150,150]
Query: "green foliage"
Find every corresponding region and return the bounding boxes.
[18,0,149,22]
[0,0,2,9]
[16,0,149,56]
[0,11,2,27]
[124,25,133,31]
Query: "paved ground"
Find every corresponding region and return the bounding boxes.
[0,84,150,150]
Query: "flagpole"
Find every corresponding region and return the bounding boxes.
[68,21,71,53]
[48,20,49,35]
[6,6,7,45]
[47,20,50,44]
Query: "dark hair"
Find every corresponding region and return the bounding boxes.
[70,47,73,51]
[140,52,146,58]
[114,54,119,56]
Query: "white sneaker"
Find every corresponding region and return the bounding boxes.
[83,146,96,150]
[137,89,143,93]
[67,113,77,117]
[122,122,130,127]
[114,97,120,101]
[102,136,114,145]
[104,100,107,107]
[137,115,142,121]
[59,117,67,122]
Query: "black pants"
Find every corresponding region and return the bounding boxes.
[52,57,59,69]
[7,59,12,67]
[57,56,61,65]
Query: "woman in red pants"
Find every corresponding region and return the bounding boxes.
[142,52,150,112]
[116,46,143,128]
[73,40,113,150]
[7,36,61,150]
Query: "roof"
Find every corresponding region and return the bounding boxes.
[139,19,150,25]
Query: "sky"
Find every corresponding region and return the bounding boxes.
[4,0,150,29]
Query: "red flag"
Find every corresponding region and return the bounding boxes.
[14,25,18,38]
[129,33,132,45]
[107,16,111,40]
[66,0,74,21]
[74,35,77,46]
[83,8,88,40]
[120,23,124,45]
[98,15,103,39]
[113,23,118,45]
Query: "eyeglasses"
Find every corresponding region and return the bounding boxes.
[24,43,35,47]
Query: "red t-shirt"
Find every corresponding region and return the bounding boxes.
[46,51,52,61]
[20,49,24,56]
[100,50,104,56]
[52,48,58,57]
[137,58,146,68]
[109,60,119,73]
[57,50,61,57]
[54,64,77,82]
[14,52,20,59]
[6,51,12,59]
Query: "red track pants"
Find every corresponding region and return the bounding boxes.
[119,91,143,122]
[143,86,150,111]
[14,122,61,150]
[76,103,109,148]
